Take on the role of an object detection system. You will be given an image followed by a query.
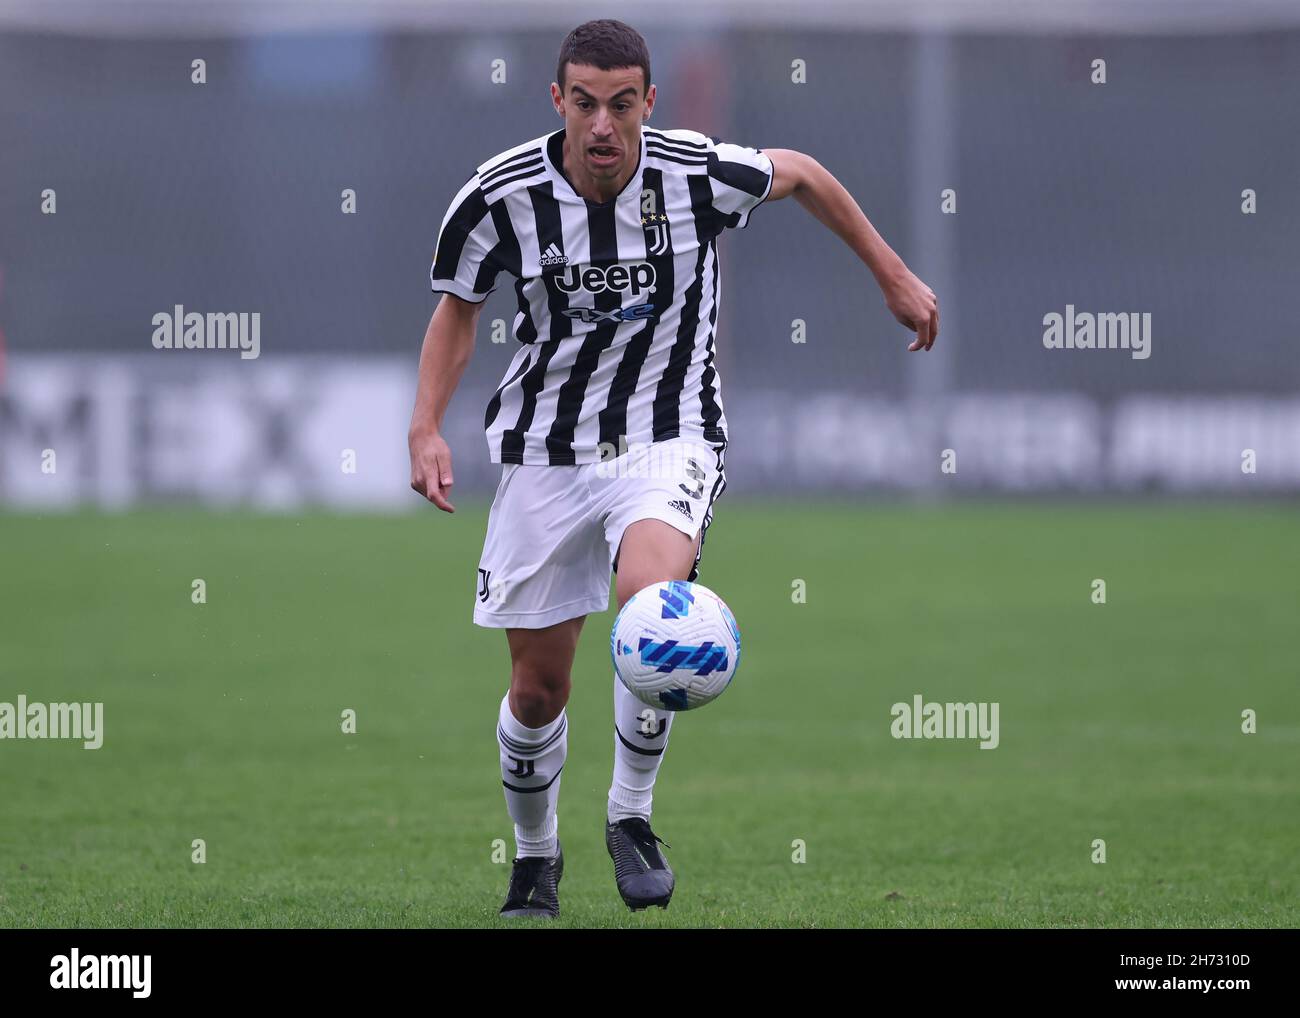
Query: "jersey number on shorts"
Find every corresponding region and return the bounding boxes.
[678,457,706,500]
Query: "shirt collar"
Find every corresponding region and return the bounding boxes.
[543,125,646,206]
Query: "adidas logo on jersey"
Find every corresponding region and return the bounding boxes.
[667,499,694,521]
[539,243,568,268]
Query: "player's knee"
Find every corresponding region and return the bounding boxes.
[617,565,692,609]
[615,523,701,608]
[509,667,570,726]
[617,571,663,609]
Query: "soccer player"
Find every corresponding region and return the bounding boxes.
[409,19,938,918]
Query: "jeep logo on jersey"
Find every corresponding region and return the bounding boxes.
[554,261,656,296]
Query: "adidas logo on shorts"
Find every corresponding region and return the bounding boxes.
[667,499,694,521]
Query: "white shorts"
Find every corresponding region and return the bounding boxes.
[473,437,727,629]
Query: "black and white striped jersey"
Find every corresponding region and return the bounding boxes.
[430,125,774,466]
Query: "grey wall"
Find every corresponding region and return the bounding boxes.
[2,27,1297,502]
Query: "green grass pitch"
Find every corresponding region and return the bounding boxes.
[1,502,1296,928]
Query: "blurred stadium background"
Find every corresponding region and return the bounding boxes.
[3,0,1298,505]
[1,1,1297,929]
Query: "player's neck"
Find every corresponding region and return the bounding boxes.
[560,135,637,205]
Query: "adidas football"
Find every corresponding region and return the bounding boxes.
[610,580,741,711]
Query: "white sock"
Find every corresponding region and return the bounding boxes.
[608,674,674,823]
[496,693,565,858]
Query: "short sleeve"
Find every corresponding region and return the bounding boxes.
[430,174,501,303]
[707,139,775,230]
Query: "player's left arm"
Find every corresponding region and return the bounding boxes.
[763,148,939,351]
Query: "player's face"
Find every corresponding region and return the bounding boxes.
[553,64,654,183]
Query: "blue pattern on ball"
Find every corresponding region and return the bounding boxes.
[637,636,729,676]
[658,580,696,619]
[659,688,689,710]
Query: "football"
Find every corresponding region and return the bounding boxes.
[610,579,741,711]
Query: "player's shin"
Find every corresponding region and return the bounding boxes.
[609,675,674,823]
[496,693,566,859]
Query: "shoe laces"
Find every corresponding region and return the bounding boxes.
[507,856,552,897]
[622,817,671,852]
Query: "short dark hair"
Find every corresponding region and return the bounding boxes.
[556,19,651,97]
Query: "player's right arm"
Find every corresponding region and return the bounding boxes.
[408,293,482,513]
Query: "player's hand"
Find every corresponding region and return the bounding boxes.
[409,427,456,513]
[882,266,939,352]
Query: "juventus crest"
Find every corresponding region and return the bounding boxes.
[641,212,669,255]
